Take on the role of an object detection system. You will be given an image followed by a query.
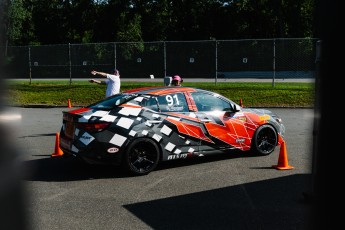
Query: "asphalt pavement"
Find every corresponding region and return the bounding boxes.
[1,107,316,230]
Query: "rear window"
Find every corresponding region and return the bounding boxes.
[88,94,136,110]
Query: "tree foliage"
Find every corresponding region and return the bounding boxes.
[1,0,315,46]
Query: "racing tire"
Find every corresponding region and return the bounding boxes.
[251,124,278,156]
[123,138,160,176]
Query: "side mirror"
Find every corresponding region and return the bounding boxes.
[233,104,241,112]
[223,105,240,118]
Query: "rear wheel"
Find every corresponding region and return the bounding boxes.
[251,124,278,156]
[123,138,160,176]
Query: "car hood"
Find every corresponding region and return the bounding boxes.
[241,108,280,118]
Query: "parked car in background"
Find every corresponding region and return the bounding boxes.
[59,86,285,176]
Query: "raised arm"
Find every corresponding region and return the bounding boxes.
[89,79,103,84]
[89,70,108,84]
[91,70,107,77]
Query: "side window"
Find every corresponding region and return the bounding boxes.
[128,96,159,111]
[139,96,159,112]
[191,92,231,111]
[157,93,188,112]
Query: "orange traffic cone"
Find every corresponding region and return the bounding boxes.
[272,140,294,170]
[51,132,64,157]
[67,99,72,108]
[239,98,243,107]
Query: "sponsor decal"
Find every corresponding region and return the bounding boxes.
[236,138,245,143]
[238,117,247,121]
[259,114,271,120]
[167,106,184,111]
[79,133,95,145]
[107,147,119,153]
[168,154,187,160]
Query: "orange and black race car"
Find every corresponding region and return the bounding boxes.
[59,86,285,176]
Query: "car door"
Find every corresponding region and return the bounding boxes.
[190,92,251,153]
[155,92,204,158]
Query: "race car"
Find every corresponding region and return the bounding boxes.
[59,86,285,176]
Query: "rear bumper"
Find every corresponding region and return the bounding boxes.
[60,135,123,166]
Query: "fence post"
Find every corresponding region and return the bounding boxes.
[272,39,276,87]
[164,41,166,78]
[114,42,117,69]
[69,43,72,85]
[215,40,218,86]
[28,47,32,84]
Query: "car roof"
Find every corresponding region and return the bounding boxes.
[123,86,201,95]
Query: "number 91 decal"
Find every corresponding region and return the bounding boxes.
[166,94,180,106]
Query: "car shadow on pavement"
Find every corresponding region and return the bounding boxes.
[19,154,315,229]
[20,151,258,182]
[20,156,128,181]
[123,173,314,230]
[18,133,57,138]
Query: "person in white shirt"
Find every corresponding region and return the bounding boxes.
[89,69,121,97]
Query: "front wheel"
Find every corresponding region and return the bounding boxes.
[123,138,160,176]
[251,124,278,156]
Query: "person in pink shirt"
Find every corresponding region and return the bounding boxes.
[171,75,183,86]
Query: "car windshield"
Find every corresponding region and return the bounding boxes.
[87,93,137,110]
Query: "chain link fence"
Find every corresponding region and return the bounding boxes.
[2,38,318,82]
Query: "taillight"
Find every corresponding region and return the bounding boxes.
[75,122,111,132]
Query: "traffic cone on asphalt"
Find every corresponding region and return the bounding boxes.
[51,132,64,157]
[272,140,294,170]
[67,99,72,108]
[239,98,243,107]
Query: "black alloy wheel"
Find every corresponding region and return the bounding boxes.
[251,124,278,156]
[124,138,160,176]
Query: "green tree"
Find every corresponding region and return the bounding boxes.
[233,0,314,38]
[129,0,170,41]
[117,14,143,42]
[2,0,316,45]
[4,0,33,45]
[0,0,9,48]
[68,0,98,43]
[30,0,73,44]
